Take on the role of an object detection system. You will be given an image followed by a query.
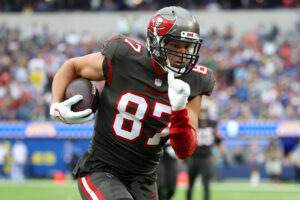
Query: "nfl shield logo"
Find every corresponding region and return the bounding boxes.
[154,78,162,87]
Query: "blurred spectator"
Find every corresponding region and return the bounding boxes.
[267,24,279,41]
[63,140,82,178]
[31,97,48,121]
[233,146,245,165]
[223,25,234,41]
[28,52,47,94]
[291,139,300,182]
[248,140,264,187]
[11,141,28,181]
[265,138,282,182]
[0,143,8,178]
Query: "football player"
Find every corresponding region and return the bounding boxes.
[186,103,225,200]
[50,6,215,200]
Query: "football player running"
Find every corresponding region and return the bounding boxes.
[50,6,215,200]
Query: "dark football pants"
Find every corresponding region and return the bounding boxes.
[77,172,158,200]
[186,156,213,200]
[157,154,177,200]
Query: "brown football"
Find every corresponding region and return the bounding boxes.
[64,78,99,113]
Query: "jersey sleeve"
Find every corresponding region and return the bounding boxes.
[209,119,218,128]
[101,36,121,60]
[100,36,119,81]
[184,66,216,99]
[202,68,215,96]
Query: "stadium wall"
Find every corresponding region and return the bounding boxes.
[0,121,298,179]
[0,9,297,38]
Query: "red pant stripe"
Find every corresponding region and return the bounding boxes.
[79,176,94,200]
[85,175,106,200]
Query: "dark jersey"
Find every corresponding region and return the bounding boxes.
[192,119,217,158]
[73,35,215,182]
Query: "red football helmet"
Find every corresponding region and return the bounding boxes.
[146,6,202,76]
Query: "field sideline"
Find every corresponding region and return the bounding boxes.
[0,179,299,200]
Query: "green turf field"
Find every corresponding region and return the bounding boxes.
[0,179,299,200]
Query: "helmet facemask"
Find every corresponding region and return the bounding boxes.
[159,35,202,76]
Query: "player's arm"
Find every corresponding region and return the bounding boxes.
[214,123,228,165]
[168,95,201,159]
[212,121,225,153]
[167,72,201,159]
[187,95,202,132]
[50,52,106,124]
[214,124,222,147]
[51,52,105,104]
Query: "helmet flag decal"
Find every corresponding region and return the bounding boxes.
[148,15,175,36]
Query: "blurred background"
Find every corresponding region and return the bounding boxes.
[0,0,300,200]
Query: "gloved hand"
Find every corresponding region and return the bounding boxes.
[49,95,94,124]
[168,71,190,110]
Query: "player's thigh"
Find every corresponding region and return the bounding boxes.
[77,172,134,200]
[156,159,167,187]
[201,156,214,179]
[187,158,200,176]
[131,180,158,200]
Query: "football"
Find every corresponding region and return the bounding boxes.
[64,78,100,113]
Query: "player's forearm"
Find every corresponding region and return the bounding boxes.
[51,60,78,104]
[168,108,198,159]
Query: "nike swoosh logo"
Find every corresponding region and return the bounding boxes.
[150,193,157,198]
